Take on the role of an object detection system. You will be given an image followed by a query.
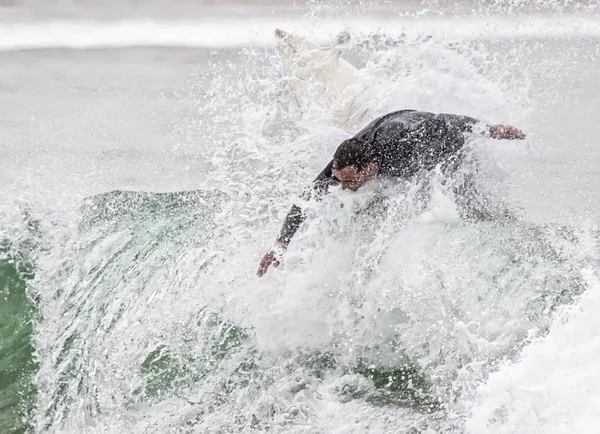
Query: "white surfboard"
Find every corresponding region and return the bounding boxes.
[275,28,374,131]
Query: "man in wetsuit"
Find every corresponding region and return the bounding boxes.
[257,109,525,277]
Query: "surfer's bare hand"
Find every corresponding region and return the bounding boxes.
[257,242,287,277]
[490,124,526,140]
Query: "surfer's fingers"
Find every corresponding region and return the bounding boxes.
[506,126,524,139]
[257,251,278,277]
[491,124,526,140]
[257,253,272,277]
[257,264,269,277]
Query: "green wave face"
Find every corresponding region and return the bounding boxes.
[1,186,598,433]
[23,188,597,433]
[0,240,38,434]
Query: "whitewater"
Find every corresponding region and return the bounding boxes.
[1,1,600,433]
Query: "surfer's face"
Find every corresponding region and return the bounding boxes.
[333,164,379,192]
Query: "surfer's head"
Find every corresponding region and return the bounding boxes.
[332,139,380,192]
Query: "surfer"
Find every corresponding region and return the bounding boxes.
[257,109,525,277]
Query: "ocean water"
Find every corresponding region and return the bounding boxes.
[1,1,600,433]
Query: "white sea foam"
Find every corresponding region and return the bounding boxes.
[467,266,600,434]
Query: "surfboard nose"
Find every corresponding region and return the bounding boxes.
[274,28,317,54]
[275,28,287,40]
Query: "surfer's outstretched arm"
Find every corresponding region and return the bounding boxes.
[438,113,526,140]
[257,160,337,277]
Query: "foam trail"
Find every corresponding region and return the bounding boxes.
[1,16,600,51]
[467,267,600,434]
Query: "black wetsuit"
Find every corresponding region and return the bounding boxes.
[277,109,491,245]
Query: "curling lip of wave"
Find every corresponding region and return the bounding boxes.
[1,16,600,51]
